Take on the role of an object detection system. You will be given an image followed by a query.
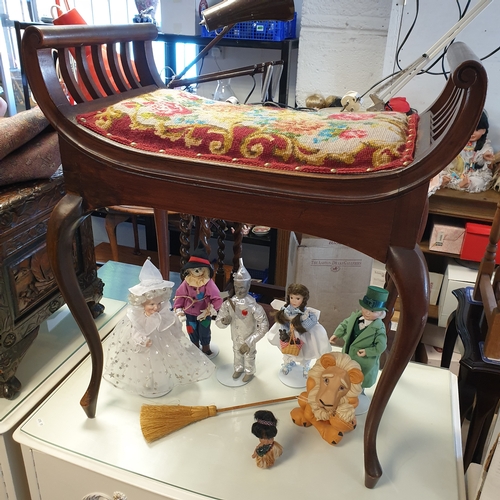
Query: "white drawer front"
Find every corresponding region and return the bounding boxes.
[30,450,177,500]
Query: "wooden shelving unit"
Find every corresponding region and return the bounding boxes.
[422,188,500,319]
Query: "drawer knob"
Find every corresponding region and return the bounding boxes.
[82,493,127,500]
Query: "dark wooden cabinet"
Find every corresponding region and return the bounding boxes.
[0,171,103,398]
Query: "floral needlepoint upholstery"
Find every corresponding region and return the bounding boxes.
[77,89,418,174]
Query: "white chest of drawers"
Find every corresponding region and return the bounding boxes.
[0,296,125,500]
[13,316,466,500]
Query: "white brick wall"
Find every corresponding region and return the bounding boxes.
[295,0,392,107]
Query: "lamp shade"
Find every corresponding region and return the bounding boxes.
[201,0,295,32]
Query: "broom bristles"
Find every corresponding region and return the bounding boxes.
[140,404,217,443]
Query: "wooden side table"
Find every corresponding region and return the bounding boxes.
[441,286,500,469]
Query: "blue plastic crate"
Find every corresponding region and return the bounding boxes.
[248,268,268,282]
[201,13,296,41]
[248,268,268,302]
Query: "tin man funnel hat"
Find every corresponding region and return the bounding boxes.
[233,258,252,284]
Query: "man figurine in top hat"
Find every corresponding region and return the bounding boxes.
[329,286,388,389]
[173,242,223,356]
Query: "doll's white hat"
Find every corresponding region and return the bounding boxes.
[128,258,174,296]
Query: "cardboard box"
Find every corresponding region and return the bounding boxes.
[371,261,442,306]
[429,219,465,255]
[287,233,372,333]
[370,260,386,288]
[438,260,477,327]
[423,343,461,376]
[460,222,500,264]
[421,322,463,354]
[429,271,444,306]
[160,0,220,35]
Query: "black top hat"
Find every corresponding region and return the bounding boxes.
[181,242,214,278]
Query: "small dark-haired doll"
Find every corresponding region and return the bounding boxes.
[251,410,283,469]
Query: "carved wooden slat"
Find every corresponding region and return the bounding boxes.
[475,201,500,359]
[198,217,212,255]
[232,222,243,275]
[214,219,227,290]
[179,213,192,271]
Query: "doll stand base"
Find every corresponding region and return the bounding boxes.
[216,363,251,387]
[278,364,307,389]
[355,392,370,416]
[204,343,219,360]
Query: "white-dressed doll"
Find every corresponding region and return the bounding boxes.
[429,111,495,195]
[103,259,215,398]
[267,283,331,377]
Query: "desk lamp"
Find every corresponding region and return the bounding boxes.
[343,0,492,111]
[167,0,295,100]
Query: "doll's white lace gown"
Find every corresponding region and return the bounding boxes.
[103,304,215,397]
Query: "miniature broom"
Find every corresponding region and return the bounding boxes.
[140,395,298,443]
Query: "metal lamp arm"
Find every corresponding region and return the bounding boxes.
[169,60,284,90]
[167,24,235,87]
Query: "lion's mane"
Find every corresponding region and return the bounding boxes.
[307,352,363,423]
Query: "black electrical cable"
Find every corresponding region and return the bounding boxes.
[371,0,500,99]
[395,0,420,71]
[244,75,257,104]
[358,71,401,100]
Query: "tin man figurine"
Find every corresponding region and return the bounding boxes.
[215,258,269,383]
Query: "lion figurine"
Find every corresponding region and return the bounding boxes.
[290,352,363,445]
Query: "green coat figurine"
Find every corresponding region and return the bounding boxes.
[330,286,388,389]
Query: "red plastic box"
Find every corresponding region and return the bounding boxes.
[460,222,500,264]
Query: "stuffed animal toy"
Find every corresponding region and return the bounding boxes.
[173,242,223,356]
[290,352,363,445]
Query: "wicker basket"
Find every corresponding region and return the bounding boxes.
[279,326,303,356]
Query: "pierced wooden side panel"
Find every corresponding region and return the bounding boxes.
[475,201,500,359]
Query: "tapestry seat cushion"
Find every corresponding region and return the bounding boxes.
[76,89,418,175]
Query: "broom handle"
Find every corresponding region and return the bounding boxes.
[216,395,297,413]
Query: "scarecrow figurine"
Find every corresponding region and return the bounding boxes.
[215,258,269,383]
[251,410,283,469]
[173,243,223,356]
[103,258,215,397]
[329,285,388,389]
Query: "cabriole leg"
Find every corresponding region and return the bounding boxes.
[364,245,429,488]
[47,194,103,418]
